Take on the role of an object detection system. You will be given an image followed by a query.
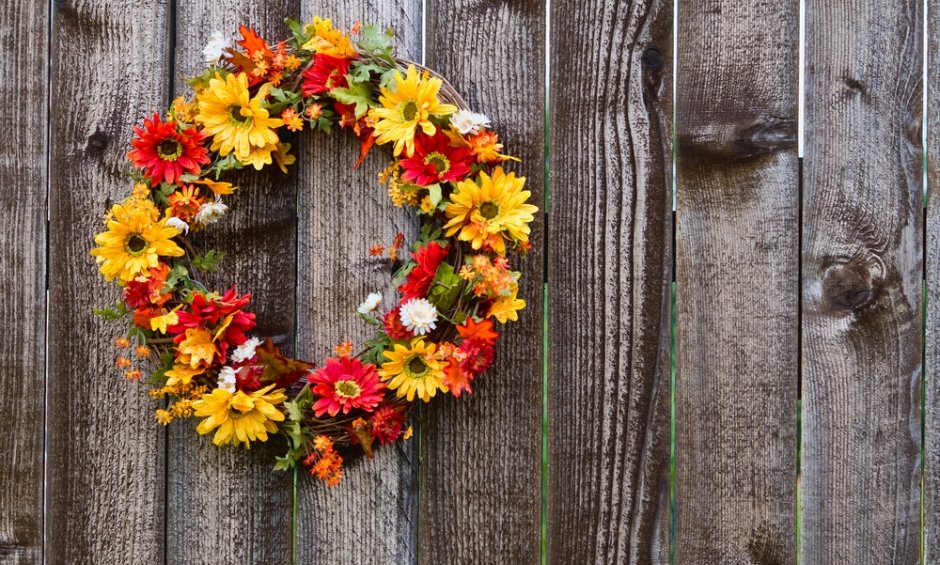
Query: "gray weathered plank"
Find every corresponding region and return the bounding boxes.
[418,1,545,563]
[801,1,923,563]
[674,0,799,562]
[166,3,300,564]
[46,1,170,562]
[0,0,47,563]
[928,0,940,559]
[294,5,422,564]
[547,0,672,562]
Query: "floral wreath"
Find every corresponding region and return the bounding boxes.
[90,18,536,486]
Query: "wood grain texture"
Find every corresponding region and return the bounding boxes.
[0,1,47,563]
[547,0,672,563]
[928,0,940,560]
[294,4,422,564]
[801,1,923,563]
[675,0,799,562]
[46,2,170,563]
[419,1,545,563]
[166,3,300,564]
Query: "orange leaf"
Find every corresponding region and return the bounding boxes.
[255,339,314,389]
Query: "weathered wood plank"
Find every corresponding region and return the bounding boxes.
[801,1,923,563]
[547,0,672,562]
[927,0,940,559]
[674,0,799,562]
[294,4,421,564]
[166,3,300,564]
[418,1,545,563]
[46,1,170,563]
[0,1,47,563]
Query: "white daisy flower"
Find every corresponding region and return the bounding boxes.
[203,31,230,66]
[357,292,383,314]
[231,337,262,364]
[194,198,228,228]
[399,298,438,336]
[166,216,190,235]
[449,109,491,135]
[217,365,237,393]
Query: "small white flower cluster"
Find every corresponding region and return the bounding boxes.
[194,198,228,228]
[449,109,490,135]
[399,298,438,335]
[203,31,230,66]
[217,366,237,393]
[357,292,383,314]
[231,337,262,364]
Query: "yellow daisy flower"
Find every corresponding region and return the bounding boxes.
[378,338,449,402]
[90,199,183,282]
[301,17,357,58]
[369,65,458,157]
[192,384,287,448]
[443,167,538,255]
[195,72,283,161]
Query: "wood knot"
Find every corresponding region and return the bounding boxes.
[822,261,874,313]
[641,46,662,70]
[86,131,109,153]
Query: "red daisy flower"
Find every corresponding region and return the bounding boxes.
[400,129,474,186]
[309,357,385,417]
[457,339,495,375]
[368,404,406,445]
[398,241,450,301]
[301,54,352,96]
[384,307,413,341]
[169,288,256,362]
[128,113,210,186]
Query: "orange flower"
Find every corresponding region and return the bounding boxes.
[281,108,304,132]
[456,317,499,346]
[306,435,344,486]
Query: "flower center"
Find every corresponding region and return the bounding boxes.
[126,234,148,255]
[157,139,182,161]
[424,152,450,174]
[228,105,251,126]
[402,101,418,121]
[479,201,499,220]
[406,355,428,378]
[334,379,362,399]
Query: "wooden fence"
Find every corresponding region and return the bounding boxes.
[0,0,937,563]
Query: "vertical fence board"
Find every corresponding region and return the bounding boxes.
[166,3,300,563]
[928,0,940,558]
[418,2,545,563]
[46,1,170,562]
[547,0,672,563]
[0,0,47,563]
[801,1,923,563]
[675,0,799,562]
[294,4,421,564]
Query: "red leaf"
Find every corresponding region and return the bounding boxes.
[255,339,314,389]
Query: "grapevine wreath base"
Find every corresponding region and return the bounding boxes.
[91,18,536,486]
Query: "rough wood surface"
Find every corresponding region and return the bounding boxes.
[418,1,545,563]
[801,0,923,563]
[166,3,300,564]
[928,0,940,559]
[674,0,799,562]
[547,0,672,563]
[294,4,422,564]
[0,1,47,563]
[46,2,170,563]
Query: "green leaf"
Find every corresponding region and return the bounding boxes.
[93,301,129,321]
[427,263,464,312]
[164,264,189,289]
[191,249,225,272]
[357,24,396,63]
[347,61,387,85]
[331,82,375,119]
[428,183,442,206]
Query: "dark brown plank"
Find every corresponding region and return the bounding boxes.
[928,0,940,559]
[418,1,545,563]
[293,4,422,564]
[547,0,672,563]
[674,0,799,562]
[801,0,923,562]
[0,0,47,563]
[166,2,300,563]
[46,1,170,562]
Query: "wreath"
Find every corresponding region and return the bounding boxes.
[90,18,536,486]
